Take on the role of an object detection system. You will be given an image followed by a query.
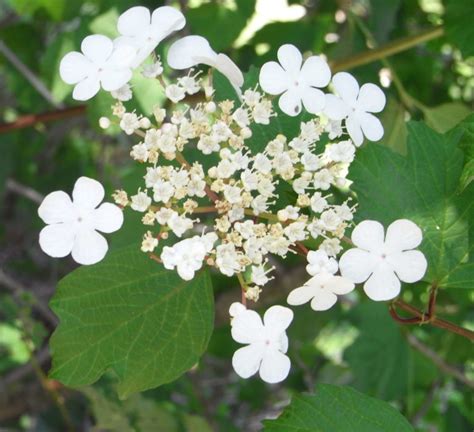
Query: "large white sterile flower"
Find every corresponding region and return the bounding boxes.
[161,233,217,280]
[116,6,185,68]
[339,219,428,301]
[259,44,331,116]
[287,273,355,311]
[167,35,244,90]
[230,303,293,384]
[38,177,123,265]
[60,35,135,101]
[324,72,386,146]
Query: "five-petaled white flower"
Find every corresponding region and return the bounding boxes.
[60,35,135,101]
[259,44,331,116]
[324,72,386,146]
[38,177,123,265]
[339,219,428,301]
[230,303,293,384]
[288,250,355,311]
[116,6,185,68]
[167,35,244,91]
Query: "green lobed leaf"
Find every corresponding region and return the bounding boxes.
[350,121,474,289]
[344,303,410,400]
[49,245,214,398]
[262,384,414,431]
[423,102,471,134]
[445,0,474,58]
[455,113,474,192]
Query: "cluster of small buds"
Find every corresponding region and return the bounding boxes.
[111,68,357,300]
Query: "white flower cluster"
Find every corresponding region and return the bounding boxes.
[36,4,429,386]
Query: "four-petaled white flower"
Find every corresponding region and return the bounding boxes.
[324,72,386,146]
[259,44,331,117]
[116,6,185,68]
[288,250,355,311]
[230,303,293,384]
[339,219,427,301]
[167,35,244,91]
[60,35,136,101]
[38,177,123,265]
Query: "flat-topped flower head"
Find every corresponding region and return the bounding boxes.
[60,35,135,101]
[324,72,386,146]
[259,44,331,116]
[38,177,123,265]
[167,35,244,91]
[231,304,293,383]
[339,219,427,301]
[116,6,185,68]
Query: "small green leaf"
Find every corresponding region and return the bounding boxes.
[423,102,471,134]
[49,245,214,398]
[350,121,474,289]
[378,99,407,154]
[263,384,414,431]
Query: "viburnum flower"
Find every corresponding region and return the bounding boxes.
[324,72,386,146]
[339,219,428,301]
[259,44,331,116]
[288,250,355,311]
[161,233,217,280]
[116,6,185,68]
[167,35,244,90]
[60,35,136,101]
[230,303,293,384]
[38,177,123,265]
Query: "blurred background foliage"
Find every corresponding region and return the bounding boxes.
[0,0,472,431]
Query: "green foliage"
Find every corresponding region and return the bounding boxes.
[445,0,474,58]
[345,303,410,400]
[262,384,414,431]
[350,121,474,289]
[49,245,214,397]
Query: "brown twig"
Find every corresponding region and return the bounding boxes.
[6,178,44,204]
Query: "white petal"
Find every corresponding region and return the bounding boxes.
[263,305,293,335]
[100,69,133,92]
[300,55,331,88]
[72,177,105,210]
[176,264,195,281]
[310,289,337,311]
[259,61,289,95]
[39,223,75,258]
[59,52,92,84]
[358,112,384,142]
[72,76,100,101]
[351,220,385,252]
[215,53,244,88]
[232,344,264,379]
[287,285,315,305]
[339,248,378,283]
[167,35,217,70]
[259,349,291,384]
[231,310,264,344]
[357,83,386,113]
[385,219,423,252]
[363,264,401,301]
[345,114,364,146]
[332,72,359,105]
[109,43,138,69]
[229,302,246,317]
[38,191,74,224]
[327,276,355,295]
[151,6,186,39]
[93,203,123,233]
[277,44,302,77]
[71,229,108,265]
[117,6,151,37]
[81,35,113,63]
[388,250,427,283]
[301,87,326,114]
[278,89,302,116]
[324,94,350,120]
